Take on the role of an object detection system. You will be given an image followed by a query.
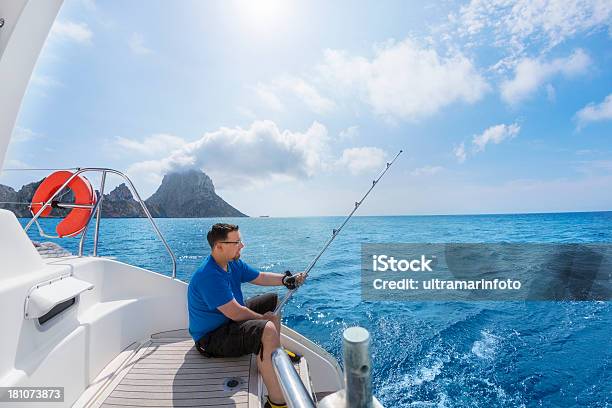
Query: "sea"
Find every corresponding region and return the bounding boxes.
[20,211,612,407]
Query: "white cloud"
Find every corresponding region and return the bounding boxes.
[500,49,590,104]
[337,147,387,175]
[11,127,39,143]
[453,0,612,53]
[127,120,331,189]
[317,39,489,121]
[276,77,336,114]
[253,77,336,114]
[339,126,359,140]
[411,165,444,176]
[575,94,612,128]
[128,32,153,55]
[454,142,467,163]
[255,38,488,122]
[50,20,93,44]
[473,123,520,152]
[253,83,285,112]
[116,134,187,156]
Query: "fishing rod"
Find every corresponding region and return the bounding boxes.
[274,149,403,314]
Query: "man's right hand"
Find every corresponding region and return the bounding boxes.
[261,311,281,332]
[261,311,277,321]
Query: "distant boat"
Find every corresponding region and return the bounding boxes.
[259,215,270,217]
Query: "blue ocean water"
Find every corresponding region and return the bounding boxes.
[21,212,612,407]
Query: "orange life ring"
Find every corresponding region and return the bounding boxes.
[30,171,97,238]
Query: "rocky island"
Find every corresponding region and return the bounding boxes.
[0,169,246,218]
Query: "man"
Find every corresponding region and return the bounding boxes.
[188,223,306,408]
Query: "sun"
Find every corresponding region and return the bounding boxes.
[235,0,290,30]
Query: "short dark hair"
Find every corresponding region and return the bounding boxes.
[207,223,239,248]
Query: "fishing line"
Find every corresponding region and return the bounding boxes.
[274,149,403,314]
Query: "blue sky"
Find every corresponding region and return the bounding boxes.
[2,0,612,216]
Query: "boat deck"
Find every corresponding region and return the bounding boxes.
[85,329,311,408]
[89,329,259,407]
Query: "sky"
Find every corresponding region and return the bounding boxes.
[1,0,612,216]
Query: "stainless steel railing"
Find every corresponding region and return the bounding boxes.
[23,167,177,278]
[271,348,316,408]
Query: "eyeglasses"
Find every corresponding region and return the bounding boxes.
[220,240,243,245]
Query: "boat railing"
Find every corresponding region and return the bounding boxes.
[21,167,177,278]
[271,348,316,408]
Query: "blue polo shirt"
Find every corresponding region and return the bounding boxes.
[188,256,260,341]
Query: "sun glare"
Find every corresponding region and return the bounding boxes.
[235,0,290,30]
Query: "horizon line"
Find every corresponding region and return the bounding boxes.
[12,208,612,220]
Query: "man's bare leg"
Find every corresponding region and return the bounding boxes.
[257,321,285,404]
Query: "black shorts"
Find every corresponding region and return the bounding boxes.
[195,292,278,358]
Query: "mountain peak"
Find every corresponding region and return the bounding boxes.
[161,169,215,192]
[106,183,134,202]
[145,169,245,218]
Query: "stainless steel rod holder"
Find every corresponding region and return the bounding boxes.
[343,326,373,408]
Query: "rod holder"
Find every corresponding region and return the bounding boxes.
[343,326,373,408]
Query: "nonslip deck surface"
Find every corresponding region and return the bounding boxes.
[96,330,260,408]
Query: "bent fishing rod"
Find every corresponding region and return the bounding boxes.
[274,149,403,314]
